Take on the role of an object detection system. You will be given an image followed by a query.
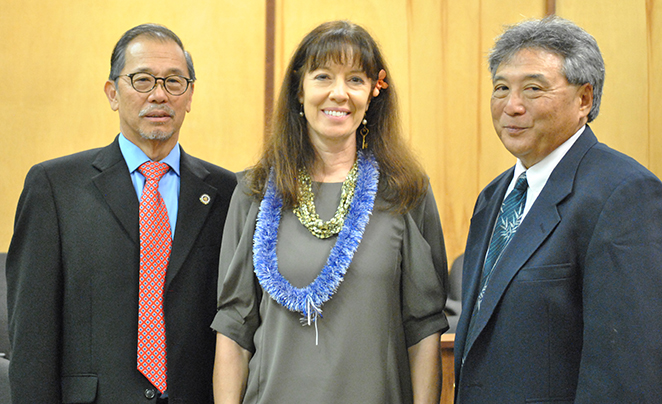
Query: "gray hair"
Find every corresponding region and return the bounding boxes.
[488,16,604,122]
[109,23,195,82]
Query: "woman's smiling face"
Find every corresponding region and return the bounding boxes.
[299,60,372,148]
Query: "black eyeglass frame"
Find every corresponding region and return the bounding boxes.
[117,72,194,96]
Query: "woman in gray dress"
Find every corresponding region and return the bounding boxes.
[212,20,448,404]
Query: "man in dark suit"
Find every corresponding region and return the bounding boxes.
[455,16,662,403]
[6,24,236,403]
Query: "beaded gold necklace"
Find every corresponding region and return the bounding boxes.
[293,159,359,239]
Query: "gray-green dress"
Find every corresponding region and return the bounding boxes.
[211,175,448,403]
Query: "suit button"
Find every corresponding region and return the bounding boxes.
[144,388,156,399]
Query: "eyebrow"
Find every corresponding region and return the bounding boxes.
[312,64,367,74]
[130,67,187,76]
[524,73,548,82]
[493,73,550,84]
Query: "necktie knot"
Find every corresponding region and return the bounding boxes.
[513,173,528,193]
[499,173,528,215]
[138,161,170,182]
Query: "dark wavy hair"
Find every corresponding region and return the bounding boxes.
[246,20,428,213]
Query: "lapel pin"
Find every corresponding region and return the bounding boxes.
[199,194,211,205]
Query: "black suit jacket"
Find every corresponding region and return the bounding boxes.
[455,127,662,403]
[6,137,237,403]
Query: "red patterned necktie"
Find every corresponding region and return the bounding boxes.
[137,161,171,393]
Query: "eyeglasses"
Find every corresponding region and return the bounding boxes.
[118,72,193,96]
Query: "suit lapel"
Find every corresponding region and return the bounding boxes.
[455,170,512,363]
[92,137,139,245]
[462,172,511,318]
[166,147,218,287]
[460,126,599,360]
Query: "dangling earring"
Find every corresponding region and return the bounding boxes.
[360,118,369,149]
[299,104,304,117]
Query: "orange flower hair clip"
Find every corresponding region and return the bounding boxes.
[373,69,389,97]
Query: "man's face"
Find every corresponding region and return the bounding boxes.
[105,37,193,148]
[490,48,592,168]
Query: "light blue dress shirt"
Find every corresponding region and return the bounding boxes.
[118,134,180,239]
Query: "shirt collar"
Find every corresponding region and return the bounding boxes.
[118,133,181,176]
[512,125,586,196]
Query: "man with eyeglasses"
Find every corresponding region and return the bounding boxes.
[6,24,236,403]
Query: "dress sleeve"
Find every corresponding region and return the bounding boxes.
[210,177,261,353]
[400,186,449,347]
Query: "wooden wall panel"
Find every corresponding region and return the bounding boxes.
[183,2,265,172]
[649,0,662,175]
[408,0,482,261]
[558,1,651,165]
[406,1,453,255]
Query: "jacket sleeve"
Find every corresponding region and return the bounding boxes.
[576,170,662,402]
[6,164,64,403]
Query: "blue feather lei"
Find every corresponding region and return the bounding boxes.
[253,151,379,328]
